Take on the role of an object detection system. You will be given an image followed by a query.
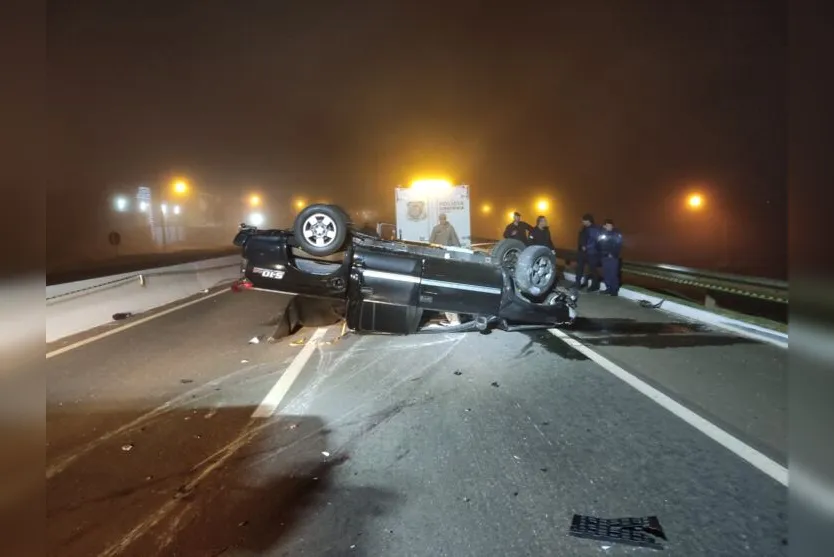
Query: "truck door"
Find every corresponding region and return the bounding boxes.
[418,255,503,315]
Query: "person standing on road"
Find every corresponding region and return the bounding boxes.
[596,218,623,296]
[527,216,555,251]
[503,212,531,243]
[576,213,601,290]
[429,213,461,246]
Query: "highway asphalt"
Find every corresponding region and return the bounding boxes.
[46,285,788,556]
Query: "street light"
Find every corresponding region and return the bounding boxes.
[161,203,168,215]
[687,193,703,209]
[250,194,261,207]
[536,199,549,212]
[508,210,517,220]
[481,203,492,214]
[173,205,181,215]
[295,199,305,209]
[172,179,188,195]
[114,196,128,211]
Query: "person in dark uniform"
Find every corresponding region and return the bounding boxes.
[596,218,623,296]
[575,213,601,290]
[527,215,555,251]
[503,212,531,243]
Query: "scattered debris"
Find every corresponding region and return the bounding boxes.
[350,545,356,550]
[145,475,153,481]
[238,520,248,527]
[465,408,471,412]
[639,298,665,309]
[491,381,499,388]
[322,451,331,457]
[513,491,519,497]
[463,497,470,502]
[541,421,550,426]
[540,467,548,472]
[453,370,462,376]
[121,444,133,452]
[112,312,132,320]
[180,379,193,384]
[248,335,262,344]
[288,423,298,430]
[513,455,521,461]
[290,337,307,346]
[241,359,249,364]
[201,288,210,293]
[568,514,667,550]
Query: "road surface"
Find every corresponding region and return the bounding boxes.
[46,285,788,556]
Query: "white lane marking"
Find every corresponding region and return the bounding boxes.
[46,289,229,359]
[548,327,789,486]
[251,327,328,418]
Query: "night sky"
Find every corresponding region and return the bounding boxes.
[48,0,786,276]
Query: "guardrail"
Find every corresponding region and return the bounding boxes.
[46,255,243,344]
[472,241,788,304]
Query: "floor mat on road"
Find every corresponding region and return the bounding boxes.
[568,514,667,550]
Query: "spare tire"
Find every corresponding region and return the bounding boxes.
[514,245,557,297]
[490,238,526,272]
[293,203,349,257]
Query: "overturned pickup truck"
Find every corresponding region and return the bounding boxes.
[231,203,577,335]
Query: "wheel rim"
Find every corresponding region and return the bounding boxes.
[528,255,554,287]
[502,248,520,270]
[302,213,338,248]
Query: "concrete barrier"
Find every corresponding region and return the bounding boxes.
[46,255,242,344]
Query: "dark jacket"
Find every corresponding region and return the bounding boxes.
[528,226,554,250]
[578,224,601,255]
[503,221,531,241]
[596,228,623,258]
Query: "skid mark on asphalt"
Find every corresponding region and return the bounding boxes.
[251,327,329,418]
[282,334,463,416]
[96,417,272,557]
[46,362,270,480]
[89,332,466,555]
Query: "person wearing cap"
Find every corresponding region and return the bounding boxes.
[503,212,531,243]
[576,213,601,290]
[596,218,623,296]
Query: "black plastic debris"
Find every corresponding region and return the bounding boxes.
[112,312,132,320]
[568,514,667,550]
[453,370,462,376]
[639,299,665,309]
[491,381,499,387]
[180,379,193,384]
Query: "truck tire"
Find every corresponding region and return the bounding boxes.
[491,238,526,272]
[293,203,349,257]
[514,245,557,297]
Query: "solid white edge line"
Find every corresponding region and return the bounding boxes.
[251,327,328,418]
[561,270,788,349]
[548,327,789,487]
[45,289,229,359]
